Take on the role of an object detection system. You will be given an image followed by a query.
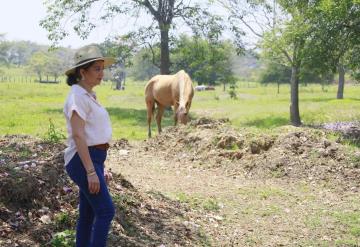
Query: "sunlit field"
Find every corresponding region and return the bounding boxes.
[1,79,360,140]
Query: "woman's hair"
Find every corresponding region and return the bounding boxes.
[66,61,96,86]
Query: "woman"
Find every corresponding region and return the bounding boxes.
[63,44,116,247]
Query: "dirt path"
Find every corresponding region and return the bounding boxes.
[107,124,360,246]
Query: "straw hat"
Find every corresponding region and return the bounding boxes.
[65,44,116,76]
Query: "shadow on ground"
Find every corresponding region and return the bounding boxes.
[243,116,289,128]
[45,107,175,129]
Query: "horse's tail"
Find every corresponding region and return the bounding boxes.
[144,78,154,95]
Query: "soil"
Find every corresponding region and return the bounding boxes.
[1,119,360,246]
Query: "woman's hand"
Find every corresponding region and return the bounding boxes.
[104,169,113,184]
[87,173,100,194]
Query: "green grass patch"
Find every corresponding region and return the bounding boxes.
[237,186,291,200]
[335,239,359,247]
[304,213,325,229]
[1,80,360,140]
[175,192,221,211]
[332,211,360,238]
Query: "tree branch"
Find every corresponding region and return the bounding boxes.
[143,0,160,20]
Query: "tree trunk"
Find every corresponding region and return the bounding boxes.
[337,64,345,99]
[159,23,170,75]
[223,82,226,91]
[277,82,280,94]
[290,65,301,126]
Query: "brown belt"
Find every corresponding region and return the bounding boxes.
[89,143,110,151]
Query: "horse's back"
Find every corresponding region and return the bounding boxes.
[145,74,177,106]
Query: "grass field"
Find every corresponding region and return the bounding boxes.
[0,79,360,140]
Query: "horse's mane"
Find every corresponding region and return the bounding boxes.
[178,70,186,107]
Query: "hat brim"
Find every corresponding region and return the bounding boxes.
[65,57,116,76]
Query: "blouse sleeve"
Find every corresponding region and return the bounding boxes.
[64,94,90,121]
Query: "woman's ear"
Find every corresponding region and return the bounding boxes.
[79,68,85,81]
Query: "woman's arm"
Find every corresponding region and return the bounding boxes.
[70,111,100,194]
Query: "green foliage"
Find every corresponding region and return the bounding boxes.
[41,0,213,74]
[44,118,66,143]
[0,40,44,66]
[306,0,360,71]
[228,82,238,99]
[28,51,53,81]
[260,62,334,85]
[171,35,235,85]
[51,230,76,247]
[0,40,72,81]
[351,70,360,83]
[127,47,160,81]
[260,63,291,84]
[54,212,73,229]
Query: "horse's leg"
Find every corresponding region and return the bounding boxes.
[173,103,179,126]
[156,105,165,133]
[146,100,154,138]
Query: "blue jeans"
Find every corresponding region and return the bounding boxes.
[66,147,115,247]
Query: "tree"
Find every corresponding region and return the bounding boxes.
[40,0,217,75]
[0,35,10,65]
[223,0,359,125]
[28,51,49,82]
[127,48,160,81]
[28,50,66,82]
[301,0,360,99]
[261,2,315,126]
[99,38,137,87]
[45,50,68,82]
[221,0,310,125]
[349,45,360,82]
[260,62,291,93]
[171,35,235,86]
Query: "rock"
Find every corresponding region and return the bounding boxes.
[39,215,51,224]
[118,149,129,156]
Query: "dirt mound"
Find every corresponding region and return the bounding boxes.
[0,135,207,246]
[143,120,360,189]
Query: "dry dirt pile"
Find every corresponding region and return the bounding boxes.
[144,117,360,189]
[0,135,207,247]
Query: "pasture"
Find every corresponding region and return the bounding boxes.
[1,79,360,140]
[2,78,360,246]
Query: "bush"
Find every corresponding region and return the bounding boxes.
[45,118,65,143]
[51,230,76,247]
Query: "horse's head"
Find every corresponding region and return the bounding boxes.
[176,70,194,125]
[176,100,192,124]
[176,107,189,124]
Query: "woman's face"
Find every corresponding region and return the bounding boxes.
[81,60,105,86]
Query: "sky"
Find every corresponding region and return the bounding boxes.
[0,0,260,49]
[0,0,112,48]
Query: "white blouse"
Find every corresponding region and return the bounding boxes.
[63,84,112,166]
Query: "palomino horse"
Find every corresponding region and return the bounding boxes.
[145,70,194,138]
